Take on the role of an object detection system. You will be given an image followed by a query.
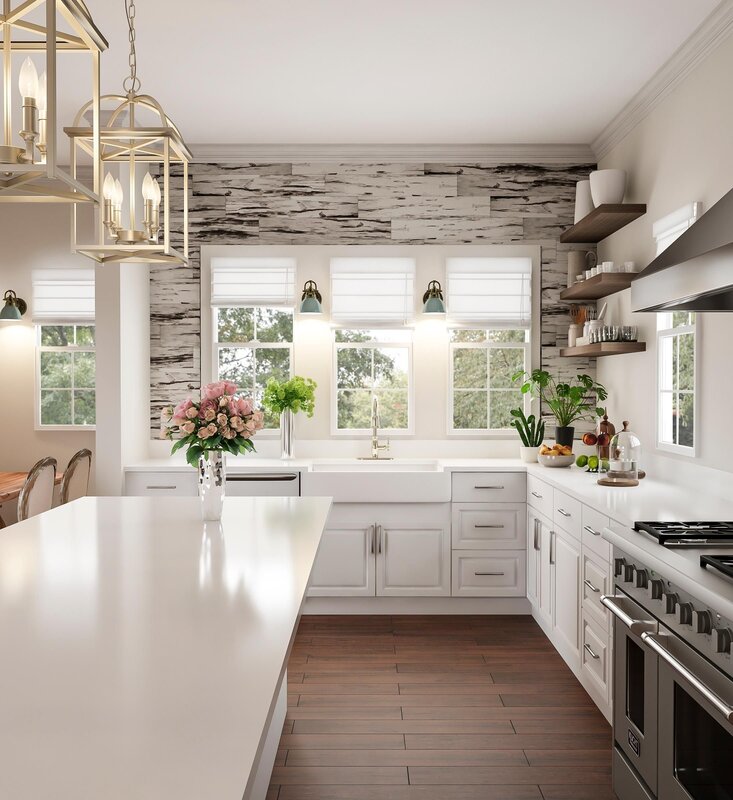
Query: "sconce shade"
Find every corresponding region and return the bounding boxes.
[0,290,27,321]
[422,280,446,313]
[299,280,323,313]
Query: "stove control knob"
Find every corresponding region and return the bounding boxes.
[663,592,678,615]
[692,610,713,635]
[624,564,636,583]
[713,627,732,654]
[635,569,648,589]
[676,602,693,625]
[647,579,664,600]
[614,557,626,578]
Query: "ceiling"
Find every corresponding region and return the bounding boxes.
[67,0,720,146]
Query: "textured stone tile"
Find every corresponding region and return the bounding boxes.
[358,196,491,221]
[258,216,391,243]
[190,162,292,177]
[391,217,523,243]
[226,192,359,220]
[323,173,458,199]
[293,162,426,177]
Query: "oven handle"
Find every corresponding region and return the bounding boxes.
[641,632,733,723]
[600,595,657,635]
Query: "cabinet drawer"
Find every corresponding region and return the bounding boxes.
[581,611,611,705]
[582,551,612,631]
[452,503,526,550]
[124,471,197,497]
[527,474,553,519]
[452,551,526,597]
[452,472,526,504]
[582,505,611,562]
[553,489,582,541]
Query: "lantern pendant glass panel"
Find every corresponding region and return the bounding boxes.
[0,0,106,203]
[67,91,190,265]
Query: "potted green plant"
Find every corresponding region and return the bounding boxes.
[262,375,317,459]
[513,370,607,448]
[510,407,545,463]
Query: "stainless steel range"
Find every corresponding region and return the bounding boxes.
[602,520,733,800]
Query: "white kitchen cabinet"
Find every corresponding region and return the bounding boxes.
[581,610,611,712]
[538,513,554,629]
[551,525,581,667]
[124,471,197,496]
[309,503,450,598]
[527,508,541,607]
[452,503,526,550]
[452,550,525,597]
[452,471,526,504]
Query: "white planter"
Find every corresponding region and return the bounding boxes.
[519,446,540,463]
[574,180,594,223]
[589,169,627,206]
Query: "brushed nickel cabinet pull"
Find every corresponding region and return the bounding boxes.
[531,491,543,499]
[533,518,540,551]
[369,524,375,555]
[146,485,176,490]
[474,524,504,529]
[557,508,571,518]
[584,643,600,659]
[377,525,383,555]
[583,524,600,536]
[584,578,600,593]
[550,530,555,565]
[474,485,505,490]
[475,571,505,576]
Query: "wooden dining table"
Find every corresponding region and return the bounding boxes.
[0,471,63,528]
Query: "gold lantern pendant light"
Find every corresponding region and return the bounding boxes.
[67,0,190,264]
[0,0,106,203]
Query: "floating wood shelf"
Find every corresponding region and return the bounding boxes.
[560,204,647,244]
[560,342,647,358]
[559,272,634,301]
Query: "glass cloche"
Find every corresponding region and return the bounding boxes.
[605,420,641,485]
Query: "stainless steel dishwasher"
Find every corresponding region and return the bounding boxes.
[225,471,300,497]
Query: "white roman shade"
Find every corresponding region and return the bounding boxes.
[330,257,415,326]
[446,257,532,327]
[653,202,702,256]
[32,270,95,323]
[210,257,296,307]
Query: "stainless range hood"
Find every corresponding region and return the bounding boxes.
[632,188,733,312]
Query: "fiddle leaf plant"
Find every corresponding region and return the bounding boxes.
[512,369,607,428]
[510,408,545,447]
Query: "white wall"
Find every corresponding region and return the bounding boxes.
[597,32,733,475]
[0,205,95,520]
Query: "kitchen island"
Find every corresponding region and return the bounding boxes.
[0,495,331,800]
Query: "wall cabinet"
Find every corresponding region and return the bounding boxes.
[308,503,450,598]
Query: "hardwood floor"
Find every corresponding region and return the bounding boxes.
[268,615,616,800]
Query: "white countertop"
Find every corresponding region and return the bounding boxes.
[0,496,331,800]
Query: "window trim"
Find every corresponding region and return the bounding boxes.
[656,314,699,457]
[35,324,97,431]
[331,329,414,437]
[447,332,531,436]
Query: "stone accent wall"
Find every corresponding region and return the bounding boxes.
[152,161,596,432]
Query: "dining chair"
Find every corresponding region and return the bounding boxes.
[59,449,93,505]
[17,457,57,522]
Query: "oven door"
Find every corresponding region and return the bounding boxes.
[643,626,733,800]
[602,592,659,794]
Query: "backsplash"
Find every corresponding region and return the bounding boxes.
[150,161,597,434]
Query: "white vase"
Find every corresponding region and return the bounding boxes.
[280,409,294,459]
[519,446,540,463]
[198,451,225,521]
[589,169,627,206]
[574,180,594,223]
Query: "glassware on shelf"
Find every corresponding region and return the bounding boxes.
[621,325,638,341]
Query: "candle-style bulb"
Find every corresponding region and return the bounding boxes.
[103,173,116,201]
[19,58,39,101]
[152,177,161,205]
[114,178,124,207]
[37,71,47,116]
[142,172,155,202]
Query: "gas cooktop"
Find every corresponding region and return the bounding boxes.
[634,520,733,547]
[700,554,733,580]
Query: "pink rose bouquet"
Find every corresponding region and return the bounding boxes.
[160,381,265,466]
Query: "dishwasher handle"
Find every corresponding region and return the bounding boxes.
[227,473,299,482]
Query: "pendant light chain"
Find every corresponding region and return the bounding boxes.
[122,0,141,96]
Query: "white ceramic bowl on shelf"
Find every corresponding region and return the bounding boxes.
[589,169,627,205]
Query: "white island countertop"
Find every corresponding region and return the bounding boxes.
[0,496,331,800]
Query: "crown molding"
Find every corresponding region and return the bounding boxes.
[188,142,595,165]
[592,0,733,160]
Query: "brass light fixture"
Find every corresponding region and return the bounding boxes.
[422,280,446,313]
[67,0,190,264]
[299,280,323,314]
[0,1,106,203]
[0,289,27,321]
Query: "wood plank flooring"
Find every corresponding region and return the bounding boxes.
[268,615,616,800]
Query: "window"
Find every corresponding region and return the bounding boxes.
[33,269,95,429]
[334,329,411,432]
[657,311,696,453]
[450,329,529,432]
[215,307,293,429]
[38,325,96,427]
